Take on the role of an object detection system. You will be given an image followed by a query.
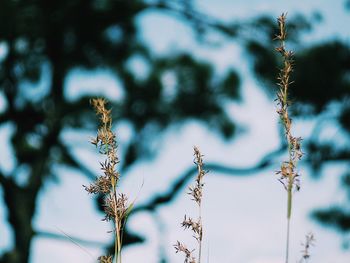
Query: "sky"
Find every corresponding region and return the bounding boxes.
[1,0,350,262]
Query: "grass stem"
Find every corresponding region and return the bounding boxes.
[274,13,303,263]
[285,216,290,263]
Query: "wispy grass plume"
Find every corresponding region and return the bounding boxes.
[274,13,304,263]
[84,98,133,263]
[174,146,208,263]
[299,232,315,263]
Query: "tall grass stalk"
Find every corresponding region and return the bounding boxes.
[174,146,208,263]
[84,98,133,263]
[274,13,303,263]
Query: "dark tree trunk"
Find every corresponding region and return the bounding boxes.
[1,179,36,263]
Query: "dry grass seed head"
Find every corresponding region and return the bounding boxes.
[181,215,202,241]
[87,98,133,263]
[102,194,129,223]
[88,98,121,191]
[174,241,197,263]
[274,13,303,193]
[98,255,113,263]
[190,146,208,206]
[301,233,315,260]
[175,146,208,263]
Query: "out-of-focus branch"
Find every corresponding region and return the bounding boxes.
[36,230,108,247]
[145,0,239,37]
[132,145,285,213]
[0,111,10,125]
[58,142,96,180]
[0,171,9,187]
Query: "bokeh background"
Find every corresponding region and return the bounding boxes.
[1,0,350,262]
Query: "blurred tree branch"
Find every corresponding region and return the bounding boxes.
[132,145,285,213]
[35,230,108,248]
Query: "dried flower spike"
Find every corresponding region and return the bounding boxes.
[174,241,196,263]
[175,146,208,263]
[84,98,132,263]
[98,255,113,263]
[299,233,315,263]
[274,13,304,263]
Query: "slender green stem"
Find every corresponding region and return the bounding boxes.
[117,237,122,263]
[111,183,122,263]
[198,217,202,263]
[285,216,291,263]
[286,181,293,263]
[115,223,121,263]
[287,183,292,220]
[198,199,203,263]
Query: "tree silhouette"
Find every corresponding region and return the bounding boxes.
[0,1,242,262]
[0,1,350,262]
